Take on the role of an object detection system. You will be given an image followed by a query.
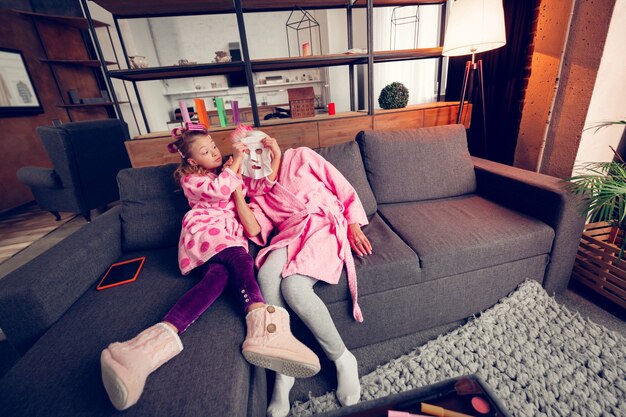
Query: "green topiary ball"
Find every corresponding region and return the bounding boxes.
[378,82,409,109]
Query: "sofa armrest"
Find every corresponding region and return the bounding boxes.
[0,206,123,355]
[16,167,61,189]
[473,157,586,294]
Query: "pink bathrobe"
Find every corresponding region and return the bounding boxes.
[249,147,369,322]
[177,168,269,275]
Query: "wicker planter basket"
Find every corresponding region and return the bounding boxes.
[572,222,626,309]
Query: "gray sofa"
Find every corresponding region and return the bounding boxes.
[0,125,584,416]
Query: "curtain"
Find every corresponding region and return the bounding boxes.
[445,0,540,164]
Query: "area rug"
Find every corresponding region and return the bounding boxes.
[290,281,626,417]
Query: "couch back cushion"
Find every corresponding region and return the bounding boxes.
[118,141,377,251]
[356,124,476,203]
[315,140,377,216]
[118,164,189,251]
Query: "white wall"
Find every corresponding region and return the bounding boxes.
[573,0,626,174]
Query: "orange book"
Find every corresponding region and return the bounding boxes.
[194,98,210,128]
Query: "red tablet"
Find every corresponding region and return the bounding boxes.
[96,257,146,290]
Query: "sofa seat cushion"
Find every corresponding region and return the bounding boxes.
[314,213,421,305]
[0,247,262,417]
[378,195,555,281]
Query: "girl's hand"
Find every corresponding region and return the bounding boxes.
[223,155,242,177]
[262,137,281,161]
[348,223,372,256]
[232,141,249,161]
[222,156,233,172]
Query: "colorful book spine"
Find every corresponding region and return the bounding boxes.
[194,98,210,128]
[178,100,191,123]
[232,100,239,125]
[215,97,227,127]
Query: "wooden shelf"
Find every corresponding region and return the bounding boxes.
[251,53,368,72]
[90,0,445,17]
[374,47,443,63]
[40,59,117,67]
[89,0,234,17]
[57,101,129,108]
[90,0,355,17]
[374,101,464,114]
[14,10,109,28]
[352,0,446,6]
[108,62,245,81]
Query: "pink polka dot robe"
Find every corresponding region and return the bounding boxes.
[177,167,270,275]
[248,148,369,322]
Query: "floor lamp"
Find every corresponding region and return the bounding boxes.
[442,0,506,152]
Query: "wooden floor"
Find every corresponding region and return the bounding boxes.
[0,205,76,264]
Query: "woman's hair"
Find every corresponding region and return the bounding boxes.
[168,122,215,182]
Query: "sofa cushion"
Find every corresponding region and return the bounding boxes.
[315,141,377,217]
[118,164,189,251]
[0,247,263,417]
[377,195,555,281]
[314,213,420,305]
[356,125,476,203]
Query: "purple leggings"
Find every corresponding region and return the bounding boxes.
[163,246,264,333]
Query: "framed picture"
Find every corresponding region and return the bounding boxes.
[0,47,43,117]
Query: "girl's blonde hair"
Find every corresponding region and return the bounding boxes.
[167,123,217,182]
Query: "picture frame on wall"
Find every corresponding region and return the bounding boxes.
[0,47,43,117]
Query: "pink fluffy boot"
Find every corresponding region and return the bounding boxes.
[100,323,183,410]
[242,305,320,378]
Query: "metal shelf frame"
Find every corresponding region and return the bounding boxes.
[81,0,448,134]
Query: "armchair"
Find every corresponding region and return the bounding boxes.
[16,119,131,221]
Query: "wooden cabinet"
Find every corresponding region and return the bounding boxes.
[125,102,470,168]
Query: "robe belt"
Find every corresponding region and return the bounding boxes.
[276,204,364,322]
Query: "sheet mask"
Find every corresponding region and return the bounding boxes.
[240,130,273,179]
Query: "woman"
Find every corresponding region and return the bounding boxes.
[246,139,373,417]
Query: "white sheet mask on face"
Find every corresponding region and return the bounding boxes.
[240,130,273,179]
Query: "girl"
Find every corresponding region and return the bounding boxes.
[99,123,319,411]
[248,143,373,417]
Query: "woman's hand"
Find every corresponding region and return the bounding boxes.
[348,223,372,256]
[262,136,281,161]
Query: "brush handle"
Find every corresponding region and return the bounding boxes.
[421,403,475,417]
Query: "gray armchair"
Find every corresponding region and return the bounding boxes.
[16,119,131,221]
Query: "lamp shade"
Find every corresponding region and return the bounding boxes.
[442,0,506,57]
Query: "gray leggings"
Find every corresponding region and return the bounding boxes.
[257,247,346,361]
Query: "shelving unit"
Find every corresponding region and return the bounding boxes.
[39,58,117,67]
[82,0,449,134]
[79,0,468,167]
[15,9,119,122]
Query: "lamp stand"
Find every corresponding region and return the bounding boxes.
[456,53,487,155]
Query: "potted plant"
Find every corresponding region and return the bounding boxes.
[567,118,626,308]
[568,119,626,249]
[378,82,409,110]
